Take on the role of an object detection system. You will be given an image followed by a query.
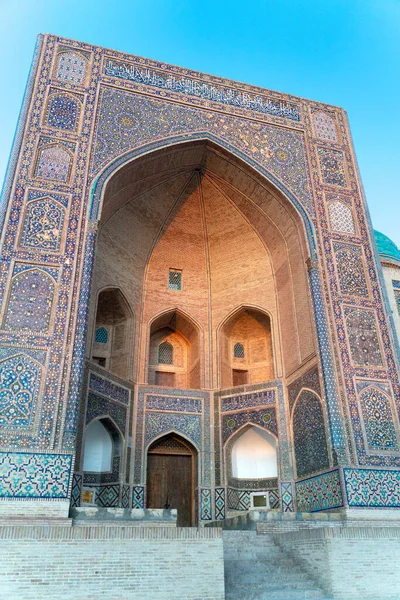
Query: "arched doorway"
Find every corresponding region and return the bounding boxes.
[146,433,197,526]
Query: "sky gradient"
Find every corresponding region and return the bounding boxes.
[1,0,399,244]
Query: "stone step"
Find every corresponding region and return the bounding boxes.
[222,528,331,600]
[225,585,330,599]
[225,576,321,589]
[226,592,331,600]
[225,558,296,570]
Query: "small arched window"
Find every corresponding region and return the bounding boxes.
[233,342,245,358]
[158,341,173,364]
[95,327,108,344]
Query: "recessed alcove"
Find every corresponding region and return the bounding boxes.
[148,310,201,389]
[231,426,278,479]
[91,288,133,380]
[220,308,274,388]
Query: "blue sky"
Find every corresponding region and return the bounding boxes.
[1,0,399,245]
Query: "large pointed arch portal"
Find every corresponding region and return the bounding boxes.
[64,136,347,522]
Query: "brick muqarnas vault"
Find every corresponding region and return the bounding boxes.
[1,34,400,530]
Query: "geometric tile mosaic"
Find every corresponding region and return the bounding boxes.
[295,469,343,512]
[56,50,88,84]
[227,487,279,511]
[215,487,226,520]
[89,372,130,405]
[358,385,398,451]
[132,485,145,509]
[280,481,295,512]
[200,488,212,520]
[227,487,251,511]
[328,200,355,235]
[3,267,56,333]
[345,308,383,367]
[269,489,279,509]
[313,111,338,142]
[344,468,400,508]
[334,244,368,297]
[318,147,346,187]
[222,407,277,443]
[96,484,120,507]
[91,88,314,218]
[121,484,130,508]
[35,144,72,183]
[145,411,202,449]
[288,366,321,413]
[70,472,83,507]
[86,392,127,434]
[46,93,81,132]
[293,390,329,478]
[0,452,73,498]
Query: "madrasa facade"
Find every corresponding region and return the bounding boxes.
[1,34,400,529]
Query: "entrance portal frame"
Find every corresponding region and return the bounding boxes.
[0,34,399,517]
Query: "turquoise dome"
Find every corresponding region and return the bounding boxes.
[374,230,400,264]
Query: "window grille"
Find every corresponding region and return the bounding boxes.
[95,327,108,344]
[168,269,182,291]
[158,341,173,364]
[234,342,245,358]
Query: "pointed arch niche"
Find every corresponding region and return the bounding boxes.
[148,310,201,389]
[220,307,274,388]
[91,288,133,379]
[88,139,317,389]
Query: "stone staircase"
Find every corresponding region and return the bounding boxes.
[223,530,332,600]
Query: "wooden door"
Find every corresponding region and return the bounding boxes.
[147,435,195,527]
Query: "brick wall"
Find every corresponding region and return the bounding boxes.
[0,499,70,518]
[0,525,224,600]
[278,526,400,600]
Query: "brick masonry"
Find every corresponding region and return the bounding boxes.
[0,525,225,600]
[278,526,400,600]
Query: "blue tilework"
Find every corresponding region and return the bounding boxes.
[70,472,82,507]
[334,243,368,297]
[214,487,225,520]
[145,411,202,449]
[222,407,277,444]
[0,354,41,428]
[89,372,130,405]
[344,468,400,507]
[4,267,56,333]
[0,452,73,498]
[295,469,343,512]
[20,197,65,251]
[221,390,275,413]
[146,395,202,413]
[357,384,398,451]
[293,390,330,478]
[96,484,120,507]
[280,481,295,512]
[200,488,212,520]
[104,58,300,122]
[85,391,127,434]
[132,485,145,509]
[90,88,313,219]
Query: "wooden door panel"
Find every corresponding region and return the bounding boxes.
[168,455,191,526]
[147,452,193,526]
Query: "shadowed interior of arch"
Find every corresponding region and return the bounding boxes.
[82,138,321,516]
[87,139,316,387]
